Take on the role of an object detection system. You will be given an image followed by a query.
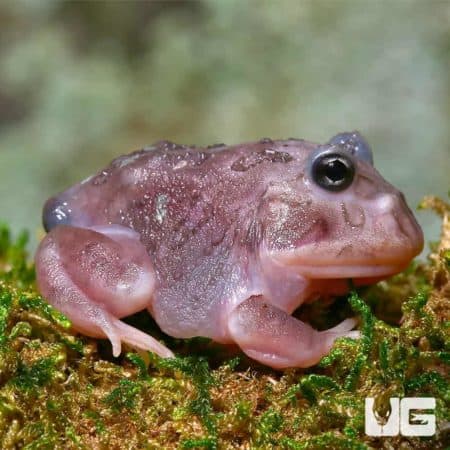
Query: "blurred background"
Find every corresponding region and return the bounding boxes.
[0,0,448,253]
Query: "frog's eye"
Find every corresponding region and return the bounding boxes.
[328,131,373,165]
[310,151,355,192]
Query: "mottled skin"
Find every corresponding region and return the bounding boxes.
[35,133,423,369]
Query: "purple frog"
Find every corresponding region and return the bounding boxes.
[35,132,423,369]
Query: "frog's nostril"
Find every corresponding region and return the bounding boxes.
[42,196,71,232]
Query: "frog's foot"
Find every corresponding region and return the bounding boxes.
[68,301,173,358]
[35,224,173,358]
[227,296,359,369]
[101,314,174,358]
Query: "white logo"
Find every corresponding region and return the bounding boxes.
[365,397,436,436]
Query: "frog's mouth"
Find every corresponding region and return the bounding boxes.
[270,245,420,280]
[287,260,411,280]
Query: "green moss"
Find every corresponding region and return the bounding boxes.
[103,379,142,412]
[0,224,34,286]
[344,291,375,391]
[287,375,340,404]
[0,201,449,449]
[12,357,58,391]
[255,408,284,446]
[281,432,370,450]
[158,356,218,447]
[0,290,12,347]
[181,437,217,450]
[125,352,149,380]
[405,371,449,400]
[18,294,71,329]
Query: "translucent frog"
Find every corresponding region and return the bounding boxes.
[35,132,423,369]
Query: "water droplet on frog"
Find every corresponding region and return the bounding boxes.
[192,151,209,165]
[142,145,157,152]
[111,152,143,169]
[231,148,293,172]
[171,150,210,169]
[93,170,110,185]
[155,194,169,224]
[155,140,188,152]
[173,159,188,170]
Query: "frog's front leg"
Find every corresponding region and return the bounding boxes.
[35,224,173,358]
[227,296,359,369]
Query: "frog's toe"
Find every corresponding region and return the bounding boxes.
[113,320,174,358]
[344,330,361,339]
[319,319,360,354]
[327,317,358,333]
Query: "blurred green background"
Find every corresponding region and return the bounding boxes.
[0,0,448,252]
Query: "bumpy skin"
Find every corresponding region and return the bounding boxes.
[35,133,424,369]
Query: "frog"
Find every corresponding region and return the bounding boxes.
[35,131,424,369]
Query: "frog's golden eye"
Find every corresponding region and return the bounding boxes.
[310,151,355,192]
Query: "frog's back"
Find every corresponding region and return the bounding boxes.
[90,139,315,271]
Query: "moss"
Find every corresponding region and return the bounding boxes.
[103,379,142,412]
[0,199,449,448]
[255,408,284,446]
[344,291,375,391]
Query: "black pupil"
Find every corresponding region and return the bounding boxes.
[311,152,355,191]
[324,158,347,182]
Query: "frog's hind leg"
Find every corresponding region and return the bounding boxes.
[227,296,359,369]
[35,224,173,358]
